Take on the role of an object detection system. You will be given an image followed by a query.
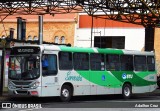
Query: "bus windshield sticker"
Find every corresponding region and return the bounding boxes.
[102,75,106,81]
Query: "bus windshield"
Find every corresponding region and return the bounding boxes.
[9,55,40,80]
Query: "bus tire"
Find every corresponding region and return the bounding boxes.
[122,83,132,99]
[60,85,72,102]
[157,77,160,88]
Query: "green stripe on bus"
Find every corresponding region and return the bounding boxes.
[76,71,156,88]
[111,71,156,86]
[97,48,124,54]
[60,46,124,54]
[60,46,95,53]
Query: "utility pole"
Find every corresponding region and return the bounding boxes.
[91,15,94,47]
[38,15,43,45]
[0,37,6,96]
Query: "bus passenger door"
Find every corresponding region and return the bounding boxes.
[41,53,59,96]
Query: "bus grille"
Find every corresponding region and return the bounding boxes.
[16,90,29,95]
[12,81,32,85]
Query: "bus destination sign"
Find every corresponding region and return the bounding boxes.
[11,47,40,55]
[17,49,34,53]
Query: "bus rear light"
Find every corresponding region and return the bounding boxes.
[30,91,38,95]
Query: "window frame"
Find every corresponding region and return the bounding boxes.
[73,52,89,70]
[120,55,133,71]
[58,51,73,70]
[106,54,121,71]
[134,55,147,71]
[61,36,65,44]
[28,35,32,40]
[54,36,59,44]
[42,54,58,76]
[90,53,105,71]
[147,56,155,71]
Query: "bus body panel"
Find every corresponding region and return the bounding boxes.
[59,70,91,96]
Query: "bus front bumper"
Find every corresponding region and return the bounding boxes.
[8,88,41,97]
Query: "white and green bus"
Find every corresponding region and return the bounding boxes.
[8,45,157,102]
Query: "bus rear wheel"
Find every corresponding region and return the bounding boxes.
[122,84,132,99]
[60,85,72,102]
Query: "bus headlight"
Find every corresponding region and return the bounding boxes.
[30,81,40,89]
[8,82,16,89]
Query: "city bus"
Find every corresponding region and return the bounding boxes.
[8,45,157,102]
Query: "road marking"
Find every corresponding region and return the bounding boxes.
[19,109,33,111]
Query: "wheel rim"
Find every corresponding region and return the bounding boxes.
[124,87,130,97]
[62,89,69,98]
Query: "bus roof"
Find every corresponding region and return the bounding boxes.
[12,44,154,56]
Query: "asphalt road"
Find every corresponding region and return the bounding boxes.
[0,89,160,111]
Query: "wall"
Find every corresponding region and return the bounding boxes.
[0,13,78,46]
[77,14,145,50]
[26,22,75,45]
[0,22,75,46]
[76,28,145,51]
[154,28,160,75]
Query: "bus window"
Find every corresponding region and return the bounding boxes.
[120,55,133,71]
[106,55,120,71]
[134,56,147,71]
[42,56,48,68]
[59,52,72,70]
[90,53,105,71]
[42,54,57,76]
[147,56,155,71]
[73,53,89,70]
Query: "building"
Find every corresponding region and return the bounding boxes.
[76,14,145,50]
[154,28,160,75]
[0,13,78,45]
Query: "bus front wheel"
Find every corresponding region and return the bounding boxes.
[60,85,72,102]
[122,84,132,99]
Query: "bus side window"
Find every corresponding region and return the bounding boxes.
[147,56,155,71]
[134,56,147,71]
[42,55,48,70]
[59,52,73,70]
[42,54,57,76]
[120,55,133,71]
[106,54,120,71]
[90,53,105,71]
[73,53,89,70]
